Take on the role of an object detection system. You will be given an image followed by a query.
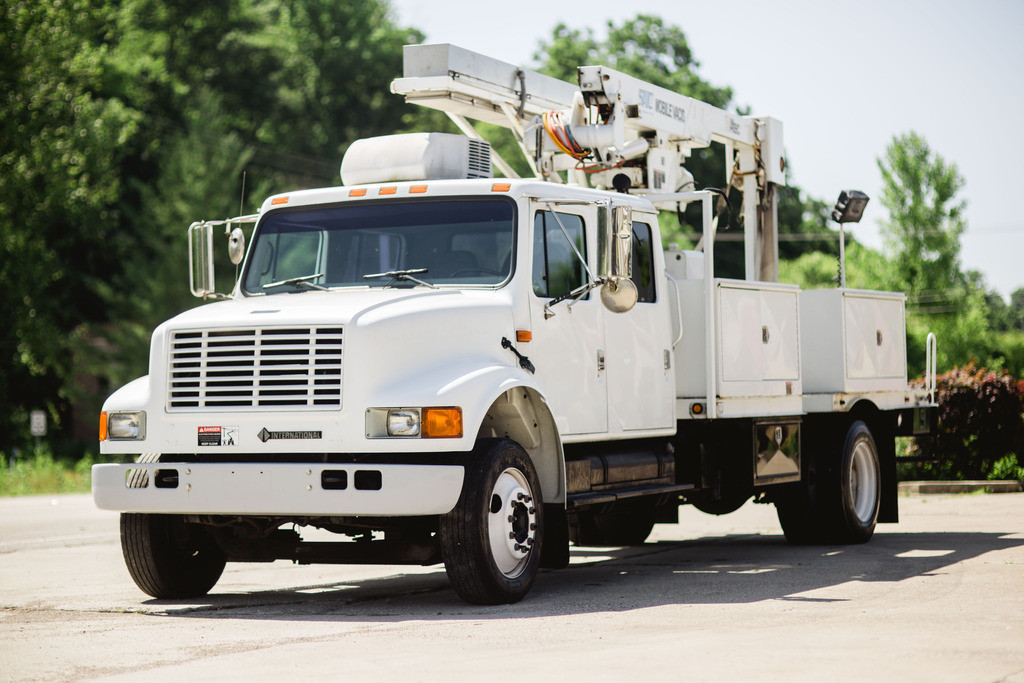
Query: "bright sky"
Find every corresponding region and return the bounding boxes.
[389,0,1024,297]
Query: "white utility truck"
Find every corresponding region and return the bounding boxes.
[93,44,937,604]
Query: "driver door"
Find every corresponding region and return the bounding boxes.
[527,204,607,436]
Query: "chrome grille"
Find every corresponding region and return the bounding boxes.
[167,327,343,411]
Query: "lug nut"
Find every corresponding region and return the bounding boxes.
[517,492,525,500]
[528,507,536,514]
[509,532,516,539]
[527,538,534,546]
[524,495,532,503]
[530,523,537,530]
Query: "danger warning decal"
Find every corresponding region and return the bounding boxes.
[197,425,238,446]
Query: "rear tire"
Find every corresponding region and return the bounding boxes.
[439,439,543,604]
[776,419,880,544]
[831,420,881,543]
[120,513,226,599]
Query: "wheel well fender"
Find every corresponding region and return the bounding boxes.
[477,386,564,505]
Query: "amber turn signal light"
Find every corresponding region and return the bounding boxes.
[422,407,463,438]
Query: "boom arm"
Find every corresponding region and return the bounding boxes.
[391,43,786,281]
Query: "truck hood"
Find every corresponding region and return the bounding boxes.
[163,288,496,330]
[149,288,519,408]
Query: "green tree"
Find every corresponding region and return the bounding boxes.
[534,16,732,108]
[0,0,431,455]
[874,132,1021,374]
[877,131,966,300]
[0,0,141,453]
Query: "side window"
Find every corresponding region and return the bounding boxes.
[532,211,587,298]
[631,221,656,303]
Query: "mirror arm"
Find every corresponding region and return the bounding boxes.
[543,278,607,319]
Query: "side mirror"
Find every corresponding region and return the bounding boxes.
[188,221,215,298]
[597,204,637,313]
[600,277,638,313]
[227,226,246,265]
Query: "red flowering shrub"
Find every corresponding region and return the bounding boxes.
[905,363,1024,480]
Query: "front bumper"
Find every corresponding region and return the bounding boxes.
[92,462,464,516]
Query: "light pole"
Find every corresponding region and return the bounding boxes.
[832,190,870,288]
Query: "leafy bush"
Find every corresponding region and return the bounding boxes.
[0,447,95,496]
[989,455,1024,482]
[903,363,1024,480]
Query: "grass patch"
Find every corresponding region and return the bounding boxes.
[0,448,95,496]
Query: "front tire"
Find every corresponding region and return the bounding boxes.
[440,439,543,604]
[120,513,226,599]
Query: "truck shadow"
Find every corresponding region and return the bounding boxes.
[141,528,1024,620]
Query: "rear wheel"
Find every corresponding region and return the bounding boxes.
[835,421,881,542]
[120,513,226,599]
[439,439,543,604]
[776,419,880,544]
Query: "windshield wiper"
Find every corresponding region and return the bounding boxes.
[363,268,435,289]
[262,273,327,291]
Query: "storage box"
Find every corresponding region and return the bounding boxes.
[675,279,801,399]
[800,288,907,394]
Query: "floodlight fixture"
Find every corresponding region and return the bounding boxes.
[831,190,869,289]
[832,190,869,224]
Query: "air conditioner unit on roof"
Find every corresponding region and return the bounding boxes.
[340,132,492,185]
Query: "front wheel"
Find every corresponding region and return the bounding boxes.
[120,513,226,599]
[440,439,543,604]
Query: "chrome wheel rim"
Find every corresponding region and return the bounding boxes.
[486,467,537,578]
[849,440,879,524]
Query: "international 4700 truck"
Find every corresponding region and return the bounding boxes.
[93,44,937,604]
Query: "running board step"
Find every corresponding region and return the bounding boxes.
[566,483,695,509]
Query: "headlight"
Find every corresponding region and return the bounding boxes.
[366,406,462,439]
[106,411,147,440]
[387,409,421,437]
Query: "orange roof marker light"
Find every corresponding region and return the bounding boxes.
[410,185,428,194]
[422,407,463,439]
[349,188,367,197]
[491,183,511,192]
[271,196,289,205]
[516,330,532,343]
[379,187,397,195]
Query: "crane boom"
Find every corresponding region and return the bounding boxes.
[391,43,785,282]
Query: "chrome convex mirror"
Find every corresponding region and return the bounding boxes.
[600,277,638,312]
[227,226,246,265]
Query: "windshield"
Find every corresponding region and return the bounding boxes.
[242,198,516,294]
